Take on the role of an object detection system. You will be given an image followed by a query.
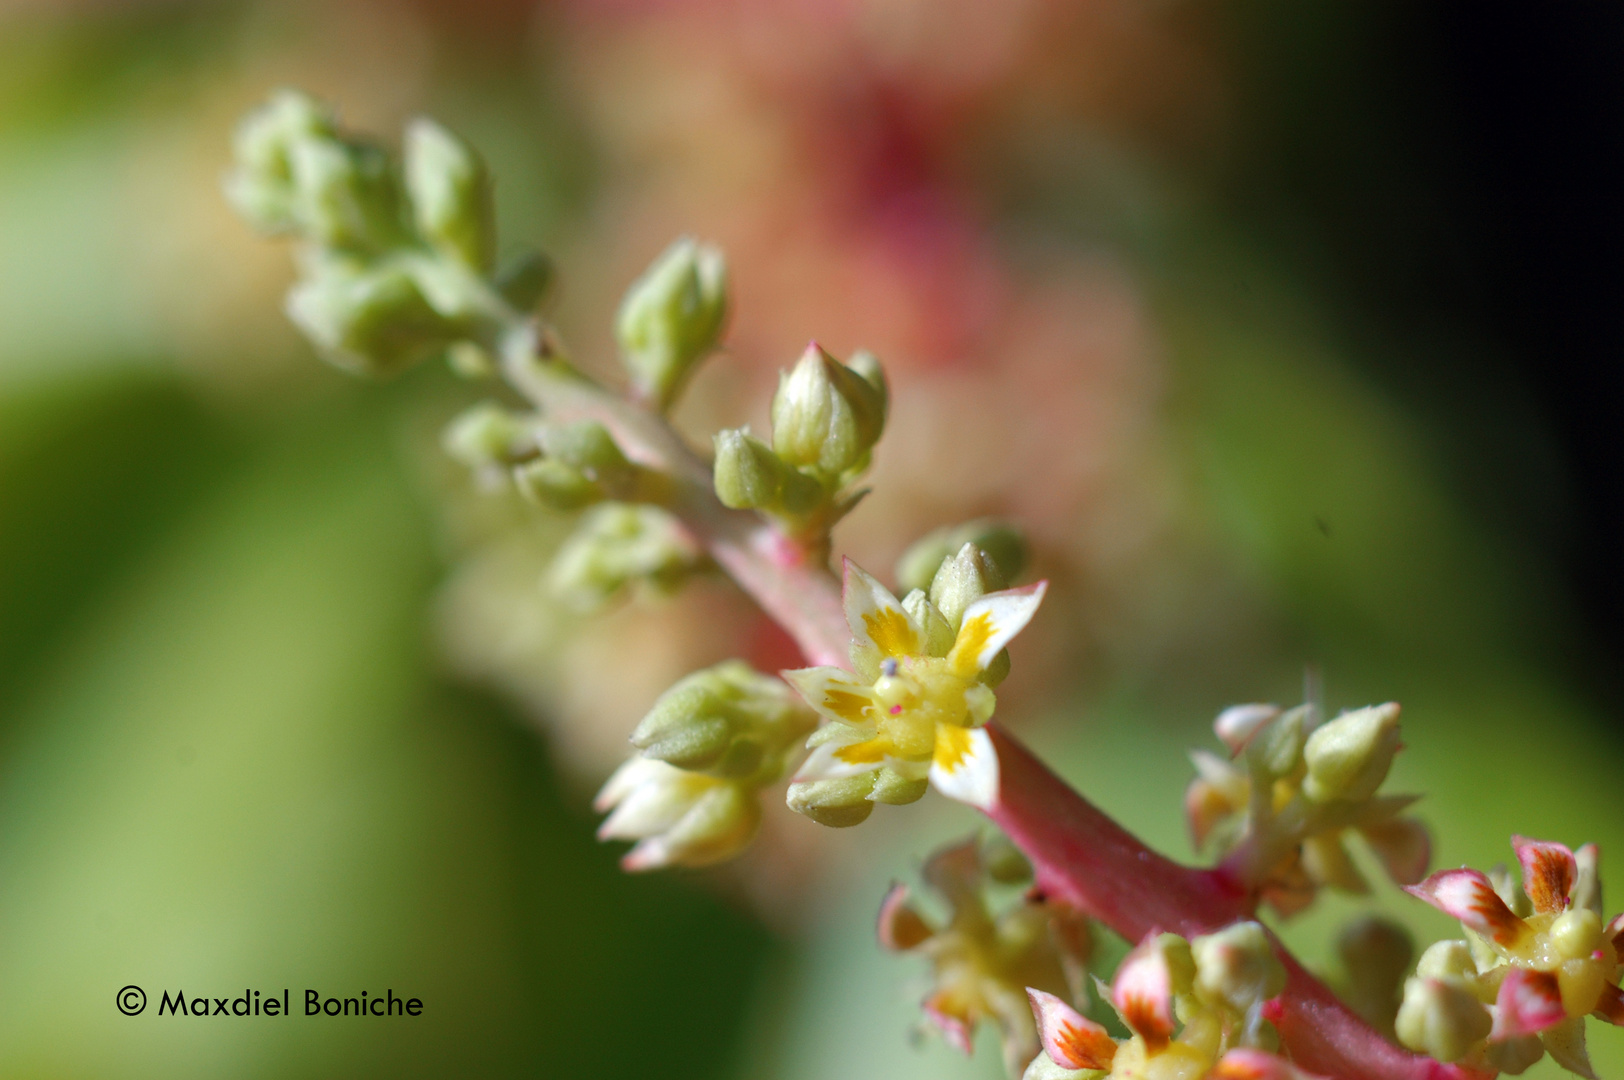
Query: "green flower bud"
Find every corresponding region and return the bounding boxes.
[512,458,598,510]
[1414,940,1479,983]
[712,427,823,515]
[929,541,1009,630]
[770,343,886,478]
[846,348,888,426]
[403,254,499,325]
[288,256,460,375]
[712,428,780,510]
[785,774,876,828]
[1395,977,1491,1063]
[615,237,728,410]
[1336,917,1414,1036]
[441,402,532,472]
[869,768,930,806]
[403,118,494,271]
[1191,921,1286,1015]
[1302,703,1401,802]
[896,518,1028,594]
[1244,704,1309,783]
[630,660,815,781]
[540,420,634,492]
[901,589,956,657]
[447,341,495,378]
[548,503,702,609]
[225,89,336,235]
[286,135,406,253]
[594,757,760,871]
[494,249,555,314]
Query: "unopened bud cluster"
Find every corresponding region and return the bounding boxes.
[595,661,816,871]
[227,90,549,377]
[1022,921,1307,1080]
[878,836,1091,1078]
[713,343,887,535]
[548,503,703,611]
[1185,699,1430,915]
[1396,836,1624,1076]
[439,403,690,606]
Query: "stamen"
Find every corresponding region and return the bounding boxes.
[881,658,898,677]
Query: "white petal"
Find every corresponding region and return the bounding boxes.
[929,725,1000,809]
[843,558,920,658]
[794,727,887,782]
[597,762,707,840]
[947,581,1047,675]
[593,756,668,813]
[781,666,878,725]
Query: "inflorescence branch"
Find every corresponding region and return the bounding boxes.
[226,90,1619,1080]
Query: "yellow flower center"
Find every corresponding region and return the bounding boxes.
[871,658,982,761]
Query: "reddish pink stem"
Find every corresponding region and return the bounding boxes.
[983,725,1477,1080]
[502,347,1469,1080]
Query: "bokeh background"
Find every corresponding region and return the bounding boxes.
[0,2,1619,1078]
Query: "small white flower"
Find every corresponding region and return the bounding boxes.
[785,558,1046,815]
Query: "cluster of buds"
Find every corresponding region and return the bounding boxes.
[1396,836,1624,1076]
[878,836,1092,1077]
[594,661,816,870]
[226,90,550,376]
[783,552,1045,826]
[1185,700,1430,914]
[713,343,886,538]
[1023,921,1318,1080]
[440,406,695,608]
[442,408,638,503]
[547,503,704,610]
